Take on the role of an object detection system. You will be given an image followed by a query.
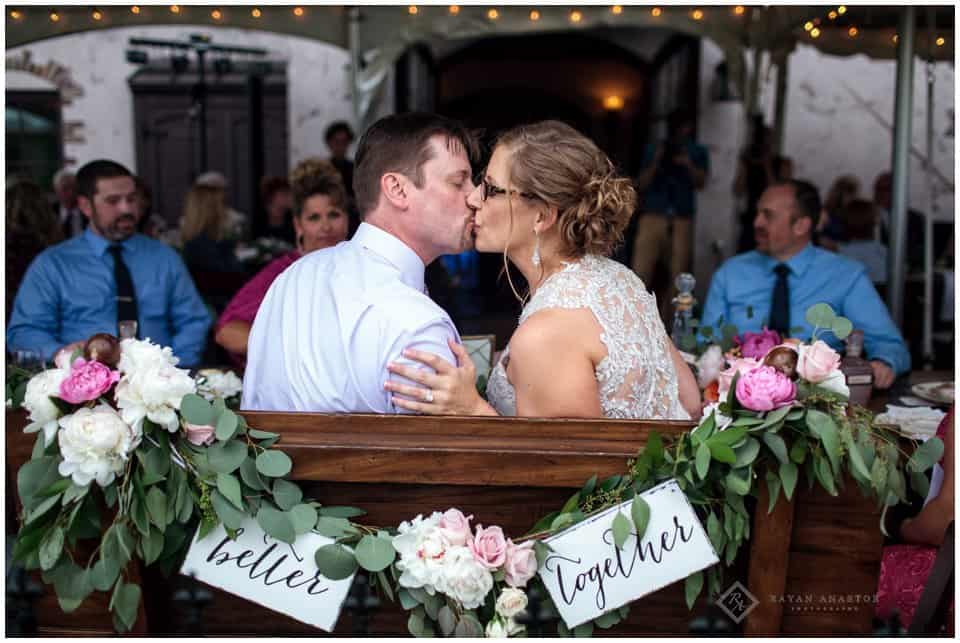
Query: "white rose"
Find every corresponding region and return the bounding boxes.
[695,345,726,389]
[439,546,494,610]
[22,368,70,446]
[117,338,179,375]
[57,404,141,487]
[817,369,850,399]
[505,619,525,636]
[495,588,528,619]
[393,513,447,594]
[116,362,196,433]
[485,618,509,638]
[197,369,243,401]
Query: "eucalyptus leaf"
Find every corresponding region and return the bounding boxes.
[766,470,782,513]
[684,571,704,610]
[909,470,931,497]
[725,467,752,496]
[318,505,367,519]
[39,525,65,571]
[355,534,396,572]
[111,581,142,632]
[908,437,944,473]
[140,527,165,565]
[612,512,632,549]
[630,495,651,541]
[256,505,296,544]
[789,438,808,464]
[706,511,725,553]
[314,543,358,580]
[90,556,120,592]
[806,410,841,475]
[594,609,622,629]
[17,456,60,511]
[733,437,761,469]
[248,429,279,440]
[399,588,420,610]
[315,516,358,538]
[574,622,594,637]
[273,479,303,511]
[815,456,838,496]
[779,460,798,501]
[143,446,171,479]
[211,489,246,530]
[208,440,249,474]
[239,456,267,491]
[290,504,318,535]
[709,426,747,447]
[805,303,836,328]
[438,605,457,636]
[180,394,216,426]
[695,442,711,479]
[842,431,872,482]
[762,433,789,464]
[256,450,293,477]
[215,410,239,442]
[145,487,169,528]
[707,442,736,464]
[217,473,244,510]
[831,316,853,340]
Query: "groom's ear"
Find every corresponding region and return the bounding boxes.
[380,172,409,210]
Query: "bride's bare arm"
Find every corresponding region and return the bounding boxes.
[668,340,702,419]
[507,310,604,418]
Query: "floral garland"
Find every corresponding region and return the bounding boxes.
[11,305,944,636]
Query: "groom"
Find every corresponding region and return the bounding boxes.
[241,113,479,412]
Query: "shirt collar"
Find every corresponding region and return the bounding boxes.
[84,227,138,257]
[353,222,426,293]
[764,242,816,278]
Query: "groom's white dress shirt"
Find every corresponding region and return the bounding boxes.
[241,222,460,412]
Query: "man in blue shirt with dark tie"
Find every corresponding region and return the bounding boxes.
[701,179,910,389]
[7,160,211,367]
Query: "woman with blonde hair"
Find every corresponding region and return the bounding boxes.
[215,159,350,366]
[180,184,242,273]
[385,120,700,420]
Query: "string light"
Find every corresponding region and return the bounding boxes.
[251,7,261,18]
[529,9,540,21]
[487,8,499,20]
[92,9,102,20]
[603,95,624,111]
[837,5,847,15]
[691,9,704,21]
[408,5,418,15]
[49,10,60,22]
[569,9,582,23]
[892,34,898,44]
[847,26,858,37]
[211,9,222,20]
[170,5,180,14]
[734,5,745,16]
[651,7,661,17]
[448,5,459,15]
[810,27,821,38]
[804,21,814,31]
[293,6,304,17]
[131,5,141,15]
[936,36,945,46]
[10,9,22,20]
[611,5,623,15]
[828,11,837,20]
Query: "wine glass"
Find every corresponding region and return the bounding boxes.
[118,320,138,340]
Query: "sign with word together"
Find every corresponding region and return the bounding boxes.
[181,519,356,632]
[538,479,719,628]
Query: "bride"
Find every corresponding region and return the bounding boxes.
[384,120,700,420]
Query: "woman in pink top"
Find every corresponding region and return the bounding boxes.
[215,159,350,367]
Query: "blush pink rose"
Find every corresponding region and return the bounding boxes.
[503,539,538,588]
[58,358,120,404]
[469,524,507,570]
[736,328,781,360]
[796,340,842,383]
[438,508,474,547]
[184,423,216,446]
[735,365,797,412]
[717,357,762,399]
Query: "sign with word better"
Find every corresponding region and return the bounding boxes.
[181,519,355,632]
[538,479,719,628]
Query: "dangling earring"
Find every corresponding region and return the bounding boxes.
[531,229,541,267]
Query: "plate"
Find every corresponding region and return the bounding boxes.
[910,381,955,406]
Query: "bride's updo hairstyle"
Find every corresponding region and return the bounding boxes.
[497,120,637,258]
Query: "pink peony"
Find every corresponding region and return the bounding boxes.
[438,508,474,547]
[735,365,797,412]
[58,358,120,404]
[736,328,781,360]
[184,423,216,446]
[796,340,842,383]
[503,539,538,588]
[469,524,507,570]
[717,357,762,399]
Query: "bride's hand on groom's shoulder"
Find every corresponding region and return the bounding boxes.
[385,339,490,416]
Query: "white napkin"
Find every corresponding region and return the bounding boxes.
[874,404,946,440]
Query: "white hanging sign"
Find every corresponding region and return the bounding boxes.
[538,479,719,628]
[181,518,356,632]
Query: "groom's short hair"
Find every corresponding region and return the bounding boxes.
[353,112,478,216]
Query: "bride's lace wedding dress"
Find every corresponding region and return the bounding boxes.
[486,255,691,420]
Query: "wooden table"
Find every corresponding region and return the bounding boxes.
[6,409,890,636]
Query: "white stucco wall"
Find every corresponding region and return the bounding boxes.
[6,24,355,171]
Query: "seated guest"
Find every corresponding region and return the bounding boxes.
[817,174,861,251]
[7,178,63,320]
[215,159,350,366]
[325,121,356,199]
[195,171,249,241]
[180,183,243,273]
[7,159,211,367]
[52,167,86,238]
[134,176,169,242]
[701,180,910,389]
[259,175,296,245]
[838,199,888,286]
[877,406,954,629]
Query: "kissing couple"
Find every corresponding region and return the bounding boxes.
[242,112,699,421]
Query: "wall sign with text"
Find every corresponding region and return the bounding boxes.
[538,479,719,628]
[181,519,356,632]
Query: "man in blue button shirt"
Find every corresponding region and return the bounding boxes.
[7,160,211,367]
[701,179,910,389]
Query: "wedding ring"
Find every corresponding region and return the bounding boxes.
[423,389,434,403]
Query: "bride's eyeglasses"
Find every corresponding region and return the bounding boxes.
[480,176,539,203]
